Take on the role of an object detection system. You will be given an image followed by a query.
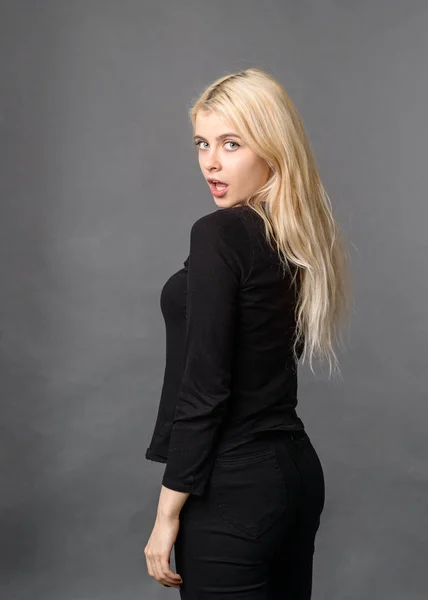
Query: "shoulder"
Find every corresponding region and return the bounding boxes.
[190,206,251,244]
[188,207,253,280]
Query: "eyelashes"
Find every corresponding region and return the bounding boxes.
[194,141,240,150]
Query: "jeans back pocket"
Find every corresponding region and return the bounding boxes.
[211,446,288,539]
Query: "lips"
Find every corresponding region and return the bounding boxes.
[208,179,229,197]
[208,178,228,185]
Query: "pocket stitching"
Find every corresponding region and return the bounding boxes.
[212,451,288,539]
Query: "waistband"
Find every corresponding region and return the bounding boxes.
[216,428,308,458]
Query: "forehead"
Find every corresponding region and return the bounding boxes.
[194,110,237,136]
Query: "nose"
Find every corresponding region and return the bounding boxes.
[203,149,222,172]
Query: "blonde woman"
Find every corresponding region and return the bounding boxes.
[144,67,351,599]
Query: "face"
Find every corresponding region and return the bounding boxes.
[193,110,271,209]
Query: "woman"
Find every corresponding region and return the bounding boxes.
[144,67,351,598]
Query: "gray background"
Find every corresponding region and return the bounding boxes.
[1,1,427,599]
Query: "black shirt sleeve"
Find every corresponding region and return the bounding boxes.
[161,213,248,496]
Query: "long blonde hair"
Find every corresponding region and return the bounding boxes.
[188,67,352,379]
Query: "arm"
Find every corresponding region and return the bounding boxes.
[157,486,189,519]
[161,214,244,497]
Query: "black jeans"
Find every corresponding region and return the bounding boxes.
[174,429,325,599]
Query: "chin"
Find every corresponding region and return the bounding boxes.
[213,198,229,208]
[213,198,242,209]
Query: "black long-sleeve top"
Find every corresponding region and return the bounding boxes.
[145,204,305,496]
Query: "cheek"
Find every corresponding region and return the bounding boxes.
[231,155,254,179]
[251,159,269,184]
[234,151,261,173]
[245,160,264,183]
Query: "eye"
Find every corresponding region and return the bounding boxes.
[225,141,240,150]
[194,140,240,150]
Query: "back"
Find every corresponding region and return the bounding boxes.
[213,205,305,450]
[146,205,305,496]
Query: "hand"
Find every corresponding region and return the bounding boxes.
[144,513,183,589]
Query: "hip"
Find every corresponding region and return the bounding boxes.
[182,428,325,540]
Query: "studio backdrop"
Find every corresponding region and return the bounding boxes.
[0,1,427,599]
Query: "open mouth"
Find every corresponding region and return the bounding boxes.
[209,178,227,186]
[208,180,229,197]
[208,179,229,196]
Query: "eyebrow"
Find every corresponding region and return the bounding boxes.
[193,132,242,141]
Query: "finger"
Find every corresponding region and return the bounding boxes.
[146,559,158,582]
[156,555,183,587]
[144,552,154,579]
[144,549,158,580]
[151,555,163,585]
[163,570,183,585]
[161,556,183,583]
[145,548,162,584]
